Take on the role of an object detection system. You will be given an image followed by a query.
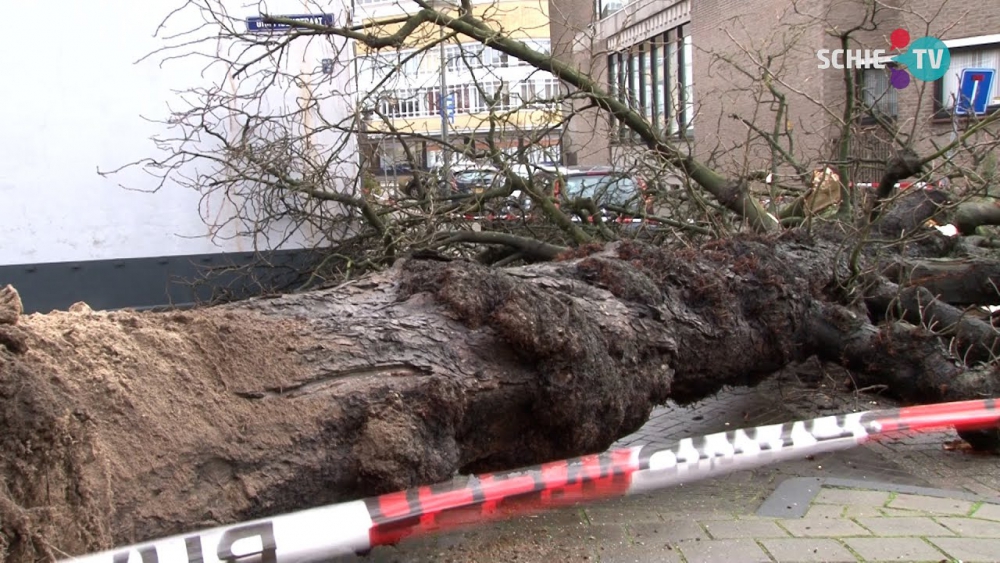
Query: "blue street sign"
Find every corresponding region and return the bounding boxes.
[321,59,334,75]
[246,13,334,33]
[956,68,995,116]
[440,93,456,121]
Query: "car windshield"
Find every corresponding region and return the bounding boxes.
[455,171,498,183]
[564,175,639,207]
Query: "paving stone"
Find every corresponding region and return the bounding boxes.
[936,516,1000,537]
[628,520,707,545]
[515,509,589,530]
[853,516,955,537]
[584,507,657,526]
[814,488,892,506]
[880,507,929,517]
[928,537,1000,562]
[804,504,846,518]
[971,502,1000,522]
[700,519,789,539]
[594,546,683,563]
[961,482,1000,498]
[579,524,630,545]
[842,537,948,561]
[843,505,887,518]
[759,538,858,562]
[677,538,771,563]
[887,493,974,515]
[780,518,871,538]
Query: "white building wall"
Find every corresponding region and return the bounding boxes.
[0,0,356,266]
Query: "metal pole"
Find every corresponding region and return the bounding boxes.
[948,100,959,163]
[438,23,450,181]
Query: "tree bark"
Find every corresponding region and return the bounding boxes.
[883,257,1000,306]
[2,235,999,561]
[954,200,1000,235]
[872,187,950,237]
[865,282,1000,364]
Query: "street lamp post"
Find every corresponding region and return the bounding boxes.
[438,23,450,181]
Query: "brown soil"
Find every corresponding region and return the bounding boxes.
[0,304,315,562]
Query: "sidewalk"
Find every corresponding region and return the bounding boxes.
[343,370,1000,562]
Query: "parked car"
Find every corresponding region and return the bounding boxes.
[454,168,505,195]
[401,169,457,200]
[532,166,656,220]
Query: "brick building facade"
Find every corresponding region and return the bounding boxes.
[550,0,1000,186]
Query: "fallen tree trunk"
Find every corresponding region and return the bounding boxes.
[882,257,1000,306]
[1,234,998,561]
[866,282,1000,364]
[954,199,1000,235]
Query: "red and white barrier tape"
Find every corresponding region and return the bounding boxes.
[61,398,1000,563]
[852,181,933,191]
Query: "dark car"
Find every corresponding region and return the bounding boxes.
[401,169,459,200]
[453,168,507,196]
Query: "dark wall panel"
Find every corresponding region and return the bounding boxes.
[0,249,325,314]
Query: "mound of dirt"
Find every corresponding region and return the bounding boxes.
[0,300,316,562]
[0,285,21,325]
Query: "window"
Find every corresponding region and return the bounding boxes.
[474,81,515,112]
[363,51,416,82]
[681,33,694,131]
[651,40,662,124]
[370,77,555,121]
[654,37,666,129]
[608,55,618,103]
[607,25,694,139]
[519,77,562,109]
[449,85,473,113]
[445,45,474,72]
[629,50,640,111]
[528,39,551,55]
[484,46,511,68]
[936,42,1000,116]
[642,43,653,122]
[443,43,544,72]
[608,26,695,136]
[379,88,424,118]
[400,52,422,76]
[361,40,548,83]
[596,0,625,19]
[665,33,679,133]
[858,67,898,120]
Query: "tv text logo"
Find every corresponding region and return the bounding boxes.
[816,29,950,89]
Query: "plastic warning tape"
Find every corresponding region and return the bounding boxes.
[61,398,1000,563]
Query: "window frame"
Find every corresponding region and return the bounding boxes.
[679,29,694,136]
[605,24,694,143]
[933,41,1000,120]
[856,64,899,125]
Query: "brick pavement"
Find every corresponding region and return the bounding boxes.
[337,368,1000,562]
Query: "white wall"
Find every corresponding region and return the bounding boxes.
[0,0,357,265]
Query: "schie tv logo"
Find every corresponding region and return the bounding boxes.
[817,28,951,89]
